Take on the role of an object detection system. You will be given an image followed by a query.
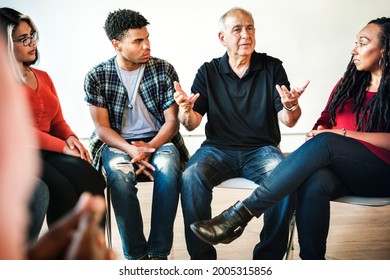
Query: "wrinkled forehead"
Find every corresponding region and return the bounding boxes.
[224,10,254,28]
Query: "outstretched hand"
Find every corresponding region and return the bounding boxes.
[276,80,310,108]
[173,81,200,113]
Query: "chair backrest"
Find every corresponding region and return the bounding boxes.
[333,196,390,207]
[215,177,257,190]
[216,178,390,207]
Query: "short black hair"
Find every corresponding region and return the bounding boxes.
[104,9,149,41]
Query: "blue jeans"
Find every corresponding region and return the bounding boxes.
[102,142,180,259]
[28,179,49,242]
[243,133,390,259]
[180,145,295,259]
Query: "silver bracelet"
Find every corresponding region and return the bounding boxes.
[283,103,299,112]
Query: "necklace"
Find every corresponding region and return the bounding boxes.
[21,66,29,78]
[129,68,141,110]
[115,60,143,110]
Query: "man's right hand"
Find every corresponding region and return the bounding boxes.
[173,81,200,113]
[128,141,156,181]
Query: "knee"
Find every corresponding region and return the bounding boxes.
[181,161,209,185]
[311,132,341,148]
[153,144,180,175]
[258,146,284,173]
[263,156,283,174]
[33,179,50,206]
[105,156,136,187]
[297,169,334,201]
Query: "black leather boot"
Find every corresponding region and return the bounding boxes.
[190,201,253,245]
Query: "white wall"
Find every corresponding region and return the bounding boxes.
[3,0,390,148]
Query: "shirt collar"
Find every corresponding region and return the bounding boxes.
[219,51,264,75]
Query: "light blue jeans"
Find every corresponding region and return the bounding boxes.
[101,141,180,259]
[180,145,295,259]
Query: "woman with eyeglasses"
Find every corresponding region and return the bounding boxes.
[0,7,106,229]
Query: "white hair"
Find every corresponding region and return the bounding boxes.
[218,7,254,33]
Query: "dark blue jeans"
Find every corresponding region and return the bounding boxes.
[102,142,181,260]
[28,179,49,242]
[243,133,390,259]
[180,145,295,259]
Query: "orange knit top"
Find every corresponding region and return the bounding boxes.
[24,68,76,153]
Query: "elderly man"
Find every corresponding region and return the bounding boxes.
[174,7,308,259]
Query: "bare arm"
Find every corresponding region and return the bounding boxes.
[344,131,390,150]
[131,105,179,178]
[307,126,390,150]
[277,81,310,127]
[148,105,179,149]
[277,104,302,128]
[173,81,203,131]
[88,105,155,166]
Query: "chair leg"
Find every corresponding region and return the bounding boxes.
[105,184,112,249]
[284,210,296,260]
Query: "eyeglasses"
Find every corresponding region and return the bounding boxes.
[13,32,38,46]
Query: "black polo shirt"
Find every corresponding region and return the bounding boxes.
[191,51,290,150]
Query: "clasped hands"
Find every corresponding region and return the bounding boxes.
[126,141,156,181]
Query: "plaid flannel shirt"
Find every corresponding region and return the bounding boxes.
[84,56,189,170]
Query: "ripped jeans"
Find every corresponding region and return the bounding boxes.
[101,141,180,260]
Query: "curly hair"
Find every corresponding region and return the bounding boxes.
[104,9,149,41]
[326,17,390,132]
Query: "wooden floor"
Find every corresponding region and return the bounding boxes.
[107,182,390,260]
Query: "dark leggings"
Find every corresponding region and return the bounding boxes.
[40,150,106,226]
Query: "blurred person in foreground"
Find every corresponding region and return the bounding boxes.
[0,11,114,260]
[0,7,106,230]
